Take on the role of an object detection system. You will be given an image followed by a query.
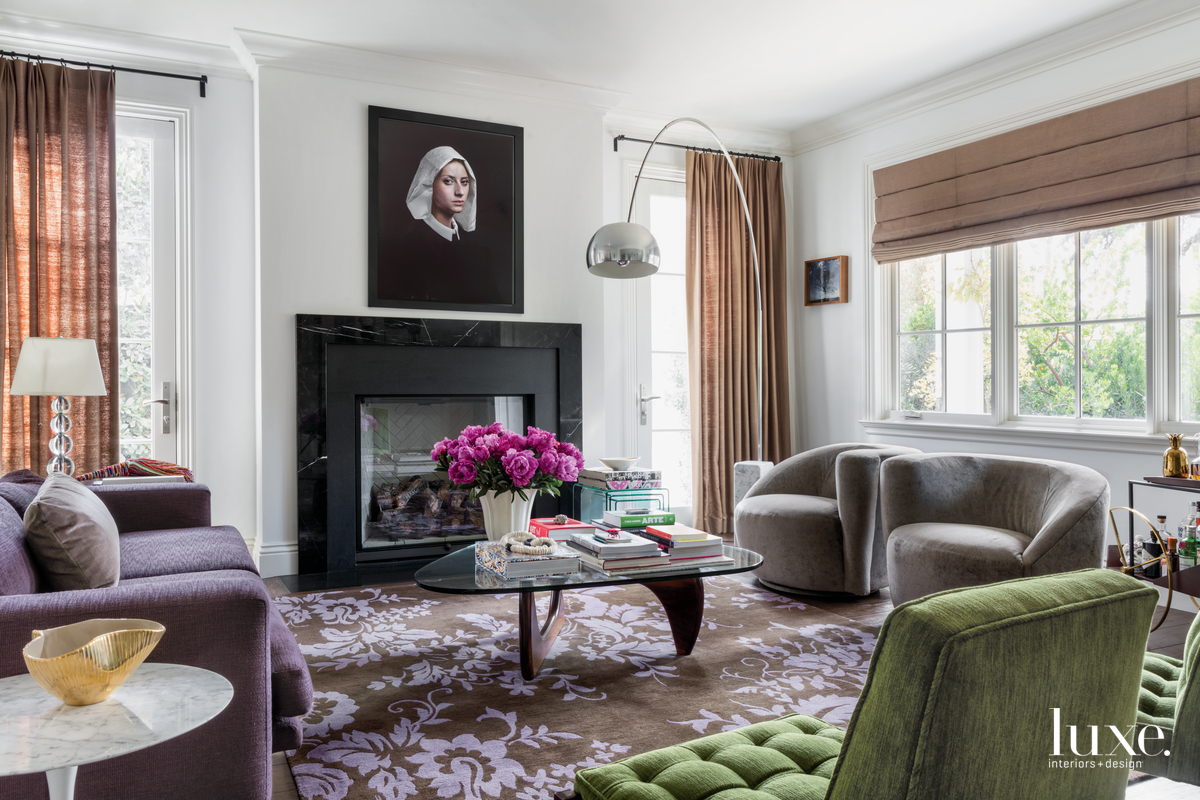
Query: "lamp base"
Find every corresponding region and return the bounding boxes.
[47,395,75,476]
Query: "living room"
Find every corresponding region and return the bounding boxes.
[3,1,1200,798]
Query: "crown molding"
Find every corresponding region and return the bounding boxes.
[603,108,793,157]
[0,12,245,79]
[790,0,1200,154]
[231,29,627,114]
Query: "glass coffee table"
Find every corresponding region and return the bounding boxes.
[416,544,763,679]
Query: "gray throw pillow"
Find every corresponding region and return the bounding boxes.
[24,473,120,590]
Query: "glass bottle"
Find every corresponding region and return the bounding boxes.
[1169,537,1180,574]
[1184,525,1199,569]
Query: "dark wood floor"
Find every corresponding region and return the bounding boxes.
[1145,602,1196,660]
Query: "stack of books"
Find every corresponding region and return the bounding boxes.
[564,531,690,576]
[643,523,732,567]
[475,541,580,580]
[578,467,664,490]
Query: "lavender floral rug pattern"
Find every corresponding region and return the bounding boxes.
[277,576,878,800]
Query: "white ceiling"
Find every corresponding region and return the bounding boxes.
[0,0,1160,132]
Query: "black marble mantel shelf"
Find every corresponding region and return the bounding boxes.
[296,314,583,575]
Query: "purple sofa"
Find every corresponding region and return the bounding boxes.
[0,472,312,800]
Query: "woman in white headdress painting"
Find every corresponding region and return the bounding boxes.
[377,146,498,305]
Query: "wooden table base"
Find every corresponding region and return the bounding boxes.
[519,590,567,680]
[517,576,706,679]
[641,577,705,655]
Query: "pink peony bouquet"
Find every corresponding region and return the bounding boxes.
[431,423,584,501]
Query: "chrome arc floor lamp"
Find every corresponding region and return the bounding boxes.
[586,118,765,462]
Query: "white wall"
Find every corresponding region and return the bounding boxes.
[114,71,259,550]
[791,17,1200,537]
[252,64,611,576]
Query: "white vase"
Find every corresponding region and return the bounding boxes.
[477,489,536,542]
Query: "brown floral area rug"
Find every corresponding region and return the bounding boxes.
[275,576,878,800]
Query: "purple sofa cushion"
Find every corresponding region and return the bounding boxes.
[119,526,259,580]
[0,475,44,518]
[0,499,37,596]
[1,469,44,486]
[268,603,313,719]
[90,482,211,533]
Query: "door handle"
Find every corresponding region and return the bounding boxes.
[639,384,661,426]
[141,382,171,434]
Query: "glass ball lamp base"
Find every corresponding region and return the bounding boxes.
[47,396,75,476]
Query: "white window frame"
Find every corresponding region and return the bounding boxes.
[115,100,194,467]
[865,210,1199,449]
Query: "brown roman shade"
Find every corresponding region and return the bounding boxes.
[872,76,1200,263]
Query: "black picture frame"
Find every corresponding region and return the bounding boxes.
[368,106,524,313]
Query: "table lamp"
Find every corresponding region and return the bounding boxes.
[9,337,108,475]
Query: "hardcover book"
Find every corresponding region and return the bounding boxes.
[602,509,676,528]
[645,523,711,543]
[565,531,661,558]
[528,517,596,541]
[474,542,580,580]
[564,546,671,570]
[579,467,664,481]
[577,476,664,490]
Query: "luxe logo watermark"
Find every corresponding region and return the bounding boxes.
[1048,708,1168,770]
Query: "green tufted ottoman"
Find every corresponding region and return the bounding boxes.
[571,714,842,800]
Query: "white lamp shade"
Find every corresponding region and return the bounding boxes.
[10,337,107,397]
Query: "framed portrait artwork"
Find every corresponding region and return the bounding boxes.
[804,256,849,306]
[368,106,524,313]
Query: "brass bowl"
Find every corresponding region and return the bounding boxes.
[23,618,165,706]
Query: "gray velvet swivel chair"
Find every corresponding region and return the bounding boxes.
[880,452,1110,605]
[733,443,921,596]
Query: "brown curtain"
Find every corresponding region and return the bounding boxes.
[686,151,791,535]
[0,59,117,475]
[873,76,1200,262]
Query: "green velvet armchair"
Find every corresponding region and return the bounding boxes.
[565,570,1157,800]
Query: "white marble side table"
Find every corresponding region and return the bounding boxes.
[0,662,233,800]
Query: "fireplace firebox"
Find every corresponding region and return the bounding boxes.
[297,315,582,574]
[358,395,525,554]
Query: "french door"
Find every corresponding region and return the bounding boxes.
[115,113,178,462]
[631,174,692,521]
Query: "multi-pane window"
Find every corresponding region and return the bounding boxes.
[1179,214,1200,421]
[1016,226,1146,420]
[896,249,992,414]
[889,216,1200,429]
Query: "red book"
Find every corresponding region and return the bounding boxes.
[529,517,596,541]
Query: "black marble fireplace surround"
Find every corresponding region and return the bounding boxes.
[296,314,582,574]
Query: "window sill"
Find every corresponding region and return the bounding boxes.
[859,418,1183,456]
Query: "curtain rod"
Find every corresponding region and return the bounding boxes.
[0,50,207,97]
[613,134,780,162]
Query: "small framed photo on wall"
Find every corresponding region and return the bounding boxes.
[368,105,524,313]
[804,256,848,306]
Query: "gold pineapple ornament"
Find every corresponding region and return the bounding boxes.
[1164,433,1191,478]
